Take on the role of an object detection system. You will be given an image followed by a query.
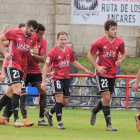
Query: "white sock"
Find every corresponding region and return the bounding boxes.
[39,118,44,121]
[49,111,53,116]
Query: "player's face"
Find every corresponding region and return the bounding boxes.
[25,26,36,37]
[36,30,44,41]
[57,34,67,48]
[106,26,117,38]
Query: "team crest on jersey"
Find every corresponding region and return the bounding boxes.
[103,46,107,49]
[46,57,50,63]
[30,40,33,42]
[116,46,118,49]
[67,54,69,57]
[18,38,22,40]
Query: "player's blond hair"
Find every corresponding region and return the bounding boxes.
[57,31,67,38]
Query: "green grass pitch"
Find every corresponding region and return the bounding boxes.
[0,108,140,140]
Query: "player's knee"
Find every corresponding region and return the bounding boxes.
[57,99,63,103]
[56,97,63,103]
[63,101,68,106]
[63,98,69,105]
[15,89,22,95]
[104,96,111,104]
[6,93,13,98]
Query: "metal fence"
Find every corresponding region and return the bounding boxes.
[1,74,140,109]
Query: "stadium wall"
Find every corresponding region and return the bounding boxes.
[0,0,140,57]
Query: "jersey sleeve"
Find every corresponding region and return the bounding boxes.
[40,40,47,55]
[45,50,53,66]
[119,40,125,54]
[4,29,16,41]
[90,40,100,54]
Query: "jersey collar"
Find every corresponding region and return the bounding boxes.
[57,45,66,52]
[105,35,116,44]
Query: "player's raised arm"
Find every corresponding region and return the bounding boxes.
[0,24,10,35]
[0,34,12,60]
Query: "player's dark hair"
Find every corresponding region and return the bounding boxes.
[57,32,67,38]
[18,23,25,28]
[104,19,117,31]
[27,19,38,30]
[37,23,45,32]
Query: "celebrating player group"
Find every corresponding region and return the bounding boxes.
[0,19,139,132]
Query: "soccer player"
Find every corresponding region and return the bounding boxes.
[41,31,93,129]
[132,70,140,131]
[25,23,48,126]
[87,19,126,131]
[0,24,9,83]
[0,19,38,127]
[0,23,34,126]
[0,23,48,126]
[0,66,31,126]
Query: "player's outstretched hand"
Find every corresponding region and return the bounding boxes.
[115,59,122,66]
[0,73,6,82]
[96,65,106,74]
[30,47,39,54]
[132,82,139,91]
[85,69,94,76]
[41,82,47,91]
[2,24,10,32]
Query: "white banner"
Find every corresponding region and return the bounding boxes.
[71,0,140,26]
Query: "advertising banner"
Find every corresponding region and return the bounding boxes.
[71,0,140,26]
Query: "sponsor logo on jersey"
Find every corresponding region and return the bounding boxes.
[103,46,107,49]
[116,46,118,49]
[18,38,22,40]
[103,50,116,58]
[30,40,33,42]
[17,43,30,51]
[58,56,61,59]
[59,59,69,68]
